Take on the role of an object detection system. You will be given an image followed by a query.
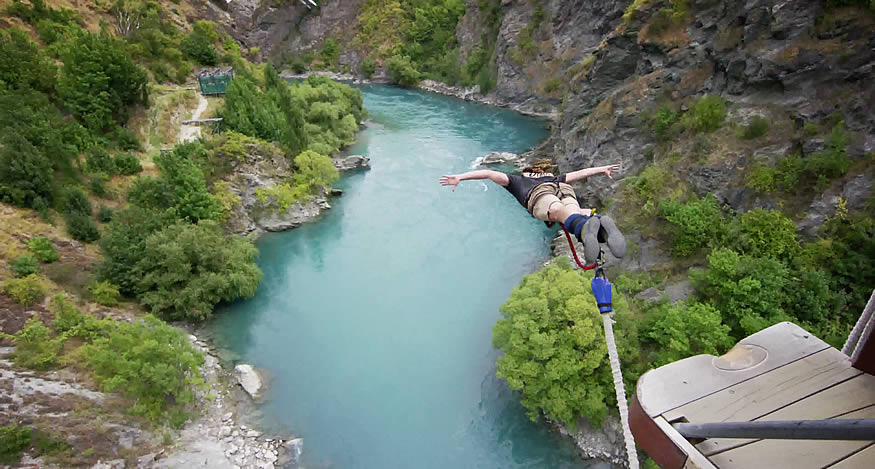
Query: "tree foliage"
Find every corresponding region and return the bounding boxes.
[132,220,262,321]
[181,20,219,65]
[58,31,148,131]
[642,302,733,368]
[493,260,614,427]
[660,194,727,257]
[386,54,421,87]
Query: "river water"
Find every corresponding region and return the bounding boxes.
[208,85,601,468]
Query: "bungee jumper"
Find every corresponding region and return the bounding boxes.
[439,161,626,265]
[440,161,640,468]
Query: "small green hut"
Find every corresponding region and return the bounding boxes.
[197,68,234,95]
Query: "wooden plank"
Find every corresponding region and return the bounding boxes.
[828,443,875,468]
[637,322,829,417]
[653,417,718,469]
[665,347,861,424]
[709,406,875,469]
[695,373,875,456]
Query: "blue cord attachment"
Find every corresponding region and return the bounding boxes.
[591,267,613,313]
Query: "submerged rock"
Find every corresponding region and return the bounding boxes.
[478,151,521,166]
[233,364,263,401]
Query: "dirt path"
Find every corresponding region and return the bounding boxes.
[178,92,209,143]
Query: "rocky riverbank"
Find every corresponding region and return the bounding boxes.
[153,333,301,469]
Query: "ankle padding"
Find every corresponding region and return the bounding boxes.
[564,214,588,241]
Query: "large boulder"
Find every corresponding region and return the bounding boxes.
[234,364,264,401]
[334,155,371,171]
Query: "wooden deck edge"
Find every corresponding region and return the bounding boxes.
[630,395,688,469]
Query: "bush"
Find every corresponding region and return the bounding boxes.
[492,259,614,427]
[642,302,733,368]
[60,186,91,216]
[320,38,340,66]
[58,31,148,130]
[646,105,680,141]
[113,153,143,175]
[65,212,100,243]
[81,315,204,424]
[89,280,121,306]
[737,116,770,140]
[134,220,262,321]
[108,126,142,151]
[10,256,40,278]
[360,58,376,78]
[181,20,218,65]
[746,163,777,193]
[294,150,339,195]
[1,274,47,306]
[97,204,114,223]
[4,316,64,370]
[0,132,54,209]
[728,209,799,260]
[128,143,221,222]
[0,27,58,94]
[660,194,727,257]
[0,424,31,465]
[386,55,421,87]
[28,236,59,263]
[682,95,727,133]
[52,294,107,340]
[89,175,109,198]
[86,147,114,174]
[692,248,791,338]
[99,207,175,295]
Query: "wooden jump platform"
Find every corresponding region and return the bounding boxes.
[181,118,223,125]
[631,321,875,468]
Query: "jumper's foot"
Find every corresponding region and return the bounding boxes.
[598,215,626,259]
[582,217,601,265]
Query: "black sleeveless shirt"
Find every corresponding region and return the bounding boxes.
[503,173,567,208]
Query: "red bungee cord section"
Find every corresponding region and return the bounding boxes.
[560,223,597,270]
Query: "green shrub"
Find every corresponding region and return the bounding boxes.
[81,315,204,425]
[0,132,54,209]
[10,256,40,278]
[60,186,91,215]
[64,212,100,243]
[28,236,59,263]
[0,28,58,94]
[737,116,770,140]
[181,20,218,65]
[58,31,148,130]
[745,163,777,193]
[729,209,799,260]
[682,95,727,133]
[97,204,114,223]
[128,143,221,222]
[646,105,680,141]
[52,295,107,340]
[86,147,114,174]
[0,424,31,465]
[360,58,376,78]
[1,274,47,306]
[113,152,142,175]
[320,38,340,66]
[642,302,733,367]
[691,248,791,338]
[803,121,819,136]
[294,150,339,195]
[4,316,64,370]
[492,259,615,427]
[99,207,175,295]
[108,126,142,152]
[134,220,262,321]
[89,280,121,306]
[807,121,850,189]
[660,194,727,257]
[89,174,109,198]
[386,55,421,87]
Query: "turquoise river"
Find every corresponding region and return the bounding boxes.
[208,85,606,469]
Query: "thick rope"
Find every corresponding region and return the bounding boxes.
[843,289,875,357]
[602,313,639,469]
[842,290,875,361]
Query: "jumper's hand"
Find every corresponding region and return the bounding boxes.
[604,164,620,179]
[440,175,461,192]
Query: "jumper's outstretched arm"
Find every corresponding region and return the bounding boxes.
[564,164,620,184]
[440,170,509,191]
